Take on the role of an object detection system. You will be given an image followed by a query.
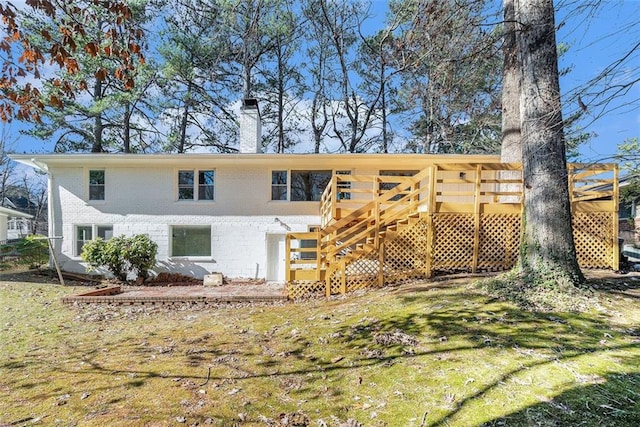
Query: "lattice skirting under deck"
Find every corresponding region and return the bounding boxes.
[286,211,615,298]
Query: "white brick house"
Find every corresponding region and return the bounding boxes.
[10,151,500,280]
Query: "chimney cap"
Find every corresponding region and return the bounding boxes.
[242,98,258,109]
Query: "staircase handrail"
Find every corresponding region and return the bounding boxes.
[322,167,433,235]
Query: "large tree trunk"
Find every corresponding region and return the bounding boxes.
[91,77,104,153]
[516,0,584,283]
[123,102,131,153]
[501,0,520,162]
[499,0,521,202]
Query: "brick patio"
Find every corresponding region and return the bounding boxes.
[62,282,288,305]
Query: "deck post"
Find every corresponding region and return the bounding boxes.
[472,164,482,273]
[325,264,333,297]
[378,240,385,287]
[331,176,338,220]
[285,234,291,283]
[613,164,620,270]
[315,230,322,281]
[424,165,436,278]
[340,259,347,294]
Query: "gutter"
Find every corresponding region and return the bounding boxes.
[29,157,49,173]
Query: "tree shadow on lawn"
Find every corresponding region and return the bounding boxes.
[334,287,640,426]
[482,370,640,427]
[3,278,639,426]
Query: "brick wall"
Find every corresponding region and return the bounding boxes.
[50,164,320,279]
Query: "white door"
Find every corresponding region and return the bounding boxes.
[266,234,286,282]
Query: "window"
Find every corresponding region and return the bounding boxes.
[97,226,113,240]
[76,226,92,255]
[89,170,105,200]
[271,170,287,201]
[198,170,215,200]
[271,170,333,202]
[76,225,113,256]
[171,226,211,257]
[178,170,214,201]
[291,170,331,201]
[178,171,194,200]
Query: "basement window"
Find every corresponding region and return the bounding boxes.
[171,225,211,257]
[75,224,113,256]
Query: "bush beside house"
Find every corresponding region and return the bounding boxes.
[81,234,158,282]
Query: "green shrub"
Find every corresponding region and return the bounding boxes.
[123,234,157,280]
[15,235,49,268]
[81,234,158,282]
[81,238,110,275]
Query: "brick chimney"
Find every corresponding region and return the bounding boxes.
[239,98,262,154]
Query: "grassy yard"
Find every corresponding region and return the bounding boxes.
[1,270,639,426]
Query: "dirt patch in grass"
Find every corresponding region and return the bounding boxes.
[1,268,639,426]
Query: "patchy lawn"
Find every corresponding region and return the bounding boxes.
[1,270,639,426]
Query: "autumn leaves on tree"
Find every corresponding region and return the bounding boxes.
[0,0,144,124]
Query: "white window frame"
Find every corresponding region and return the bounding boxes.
[270,169,338,202]
[270,170,288,201]
[176,169,215,202]
[86,169,106,202]
[169,225,212,258]
[74,224,113,256]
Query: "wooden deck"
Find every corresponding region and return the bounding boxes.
[286,162,620,298]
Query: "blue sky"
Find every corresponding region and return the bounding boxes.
[555,0,640,163]
[2,0,639,162]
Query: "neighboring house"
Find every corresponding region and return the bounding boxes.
[9,104,502,280]
[618,175,639,245]
[6,217,31,240]
[2,195,48,238]
[0,206,33,243]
